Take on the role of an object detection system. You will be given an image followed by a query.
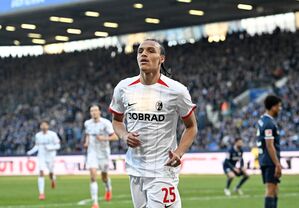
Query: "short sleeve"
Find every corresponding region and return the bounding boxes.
[263,122,275,140]
[177,86,196,119]
[84,121,91,134]
[105,120,115,136]
[109,82,125,115]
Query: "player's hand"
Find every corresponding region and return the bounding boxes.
[124,132,141,148]
[234,168,240,174]
[83,142,89,148]
[275,164,282,178]
[165,151,181,167]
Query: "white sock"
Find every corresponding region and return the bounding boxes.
[38,177,45,195]
[90,182,98,204]
[103,178,112,192]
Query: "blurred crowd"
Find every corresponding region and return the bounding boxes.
[0,28,298,155]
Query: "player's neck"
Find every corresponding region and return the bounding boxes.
[93,117,100,122]
[42,130,47,134]
[265,111,275,118]
[140,71,161,85]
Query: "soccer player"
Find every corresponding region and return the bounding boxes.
[27,120,60,200]
[223,137,249,196]
[83,104,118,208]
[109,39,198,208]
[256,95,282,208]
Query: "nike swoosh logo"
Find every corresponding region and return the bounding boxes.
[128,103,137,106]
[165,204,173,208]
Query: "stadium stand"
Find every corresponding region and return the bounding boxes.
[0,28,298,155]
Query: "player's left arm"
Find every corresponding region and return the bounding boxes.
[96,133,118,141]
[166,112,197,167]
[96,120,119,141]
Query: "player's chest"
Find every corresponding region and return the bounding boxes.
[37,135,52,144]
[232,152,242,160]
[87,123,105,133]
[122,87,176,113]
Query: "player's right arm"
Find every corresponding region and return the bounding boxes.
[111,113,140,148]
[109,80,140,148]
[27,145,38,155]
[27,135,38,155]
[83,121,90,148]
[83,133,90,149]
[264,127,282,178]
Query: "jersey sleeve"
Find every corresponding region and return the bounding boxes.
[177,86,196,119]
[46,132,61,151]
[84,121,90,134]
[263,122,275,140]
[109,82,125,115]
[27,135,38,155]
[105,120,115,136]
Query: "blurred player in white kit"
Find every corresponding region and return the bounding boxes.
[83,104,118,208]
[109,39,198,208]
[27,120,60,200]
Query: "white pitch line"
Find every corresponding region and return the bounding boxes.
[77,198,92,205]
[0,192,298,208]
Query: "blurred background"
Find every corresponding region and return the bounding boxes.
[0,1,299,207]
[1,0,299,155]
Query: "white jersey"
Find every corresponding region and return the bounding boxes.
[109,74,196,177]
[27,130,60,161]
[84,118,114,159]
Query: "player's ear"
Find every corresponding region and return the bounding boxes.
[160,55,165,64]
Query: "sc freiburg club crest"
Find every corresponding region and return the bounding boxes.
[156,101,163,111]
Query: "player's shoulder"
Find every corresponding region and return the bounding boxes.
[160,75,188,93]
[115,75,140,89]
[48,130,57,135]
[84,119,93,125]
[35,131,42,137]
[228,146,234,153]
[100,117,112,125]
[261,115,275,127]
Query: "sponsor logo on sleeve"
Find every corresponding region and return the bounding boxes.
[265,129,273,137]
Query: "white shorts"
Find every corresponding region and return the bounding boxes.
[129,176,181,208]
[86,151,109,172]
[38,157,55,172]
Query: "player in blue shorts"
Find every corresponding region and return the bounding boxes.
[256,95,282,208]
[223,137,249,196]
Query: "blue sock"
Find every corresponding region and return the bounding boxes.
[236,175,249,189]
[226,178,233,189]
[265,197,275,208]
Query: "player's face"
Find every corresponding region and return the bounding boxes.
[236,140,243,149]
[272,102,282,117]
[40,122,49,132]
[137,40,165,74]
[90,106,101,119]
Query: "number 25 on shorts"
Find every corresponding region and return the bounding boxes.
[162,187,176,203]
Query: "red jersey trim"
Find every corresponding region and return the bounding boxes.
[157,78,169,87]
[128,79,140,86]
[109,107,124,116]
[128,77,169,87]
[182,105,197,119]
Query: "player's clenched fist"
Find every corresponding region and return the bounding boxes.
[123,132,141,148]
[165,151,181,167]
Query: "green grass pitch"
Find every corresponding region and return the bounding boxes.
[0,174,298,208]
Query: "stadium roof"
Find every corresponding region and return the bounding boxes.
[0,0,298,46]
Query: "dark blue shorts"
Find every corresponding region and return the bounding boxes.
[223,164,243,176]
[261,166,280,184]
